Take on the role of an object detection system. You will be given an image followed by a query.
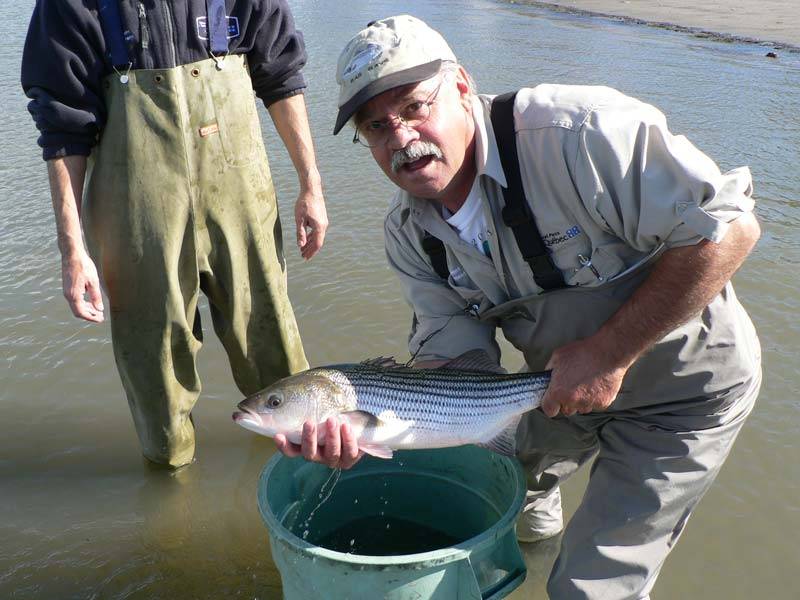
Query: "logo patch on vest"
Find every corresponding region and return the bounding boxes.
[196,16,240,40]
[542,225,582,248]
[199,123,220,137]
[449,266,468,284]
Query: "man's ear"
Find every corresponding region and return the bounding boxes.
[455,66,472,110]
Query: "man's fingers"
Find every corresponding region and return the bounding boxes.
[540,390,561,418]
[296,216,308,249]
[87,280,104,313]
[560,404,577,416]
[300,230,324,260]
[299,214,327,259]
[301,421,319,461]
[275,433,302,458]
[67,290,101,323]
[339,421,362,469]
[323,417,342,468]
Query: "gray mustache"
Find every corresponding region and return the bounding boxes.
[391,141,444,173]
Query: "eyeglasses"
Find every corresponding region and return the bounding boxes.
[352,78,445,148]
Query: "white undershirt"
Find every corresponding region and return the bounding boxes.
[443,178,492,257]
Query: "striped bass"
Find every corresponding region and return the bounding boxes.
[232,350,550,459]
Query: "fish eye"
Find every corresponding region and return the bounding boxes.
[267,394,282,408]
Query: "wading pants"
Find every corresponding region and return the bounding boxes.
[516,373,760,599]
[482,259,762,599]
[83,56,308,467]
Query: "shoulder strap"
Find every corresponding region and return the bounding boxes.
[421,232,449,280]
[206,0,230,54]
[490,92,566,291]
[97,0,131,68]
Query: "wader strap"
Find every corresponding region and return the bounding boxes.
[490,92,565,291]
[97,0,131,68]
[422,232,450,279]
[206,0,229,54]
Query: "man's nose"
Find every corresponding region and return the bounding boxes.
[386,119,419,150]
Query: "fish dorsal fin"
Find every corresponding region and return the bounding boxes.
[359,356,405,369]
[441,349,506,374]
[476,416,521,457]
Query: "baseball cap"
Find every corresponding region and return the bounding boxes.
[333,15,457,135]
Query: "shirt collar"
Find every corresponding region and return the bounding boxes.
[471,94,507,188]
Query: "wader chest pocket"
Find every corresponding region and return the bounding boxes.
[212,82,260,168]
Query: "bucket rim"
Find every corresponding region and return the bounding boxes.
[257,448,527,565]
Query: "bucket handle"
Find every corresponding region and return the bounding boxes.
[470,527,528,600]
[481,566,527,600]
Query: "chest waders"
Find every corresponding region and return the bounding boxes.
[83,6,308,467]
[479,258,761,598]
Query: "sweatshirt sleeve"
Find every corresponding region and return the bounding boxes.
[247,0,307,106]
[21,0,108,161]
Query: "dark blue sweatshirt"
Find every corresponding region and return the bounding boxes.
[21,0,308,160]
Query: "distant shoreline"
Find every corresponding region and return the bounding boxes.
[505,0,799,52]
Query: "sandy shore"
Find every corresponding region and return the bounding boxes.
[514,1,799,49]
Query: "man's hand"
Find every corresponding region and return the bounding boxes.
[541,337,628,417]
[275,416,363,470]
[294,186,328,260]
[61,250,104,323]
[540,212,761,418]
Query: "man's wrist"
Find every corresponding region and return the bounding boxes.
[590,326,641,372]
[298,171,322,194]
[59,243,87,265]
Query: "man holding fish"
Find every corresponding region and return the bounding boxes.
[260,14,761,600]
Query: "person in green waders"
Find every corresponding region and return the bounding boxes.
[21,0,326,469]
[278,15,763,600]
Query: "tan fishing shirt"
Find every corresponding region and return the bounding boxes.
[384,85,755,366]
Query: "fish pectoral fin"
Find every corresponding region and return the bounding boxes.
[358,444,394,459]
[339,410,384,430]
[476,416,521,457]
[441,349,506,374]
[339,411,395,459]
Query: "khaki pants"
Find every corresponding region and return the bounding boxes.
[83,57,308,467]
[515,372,760,599]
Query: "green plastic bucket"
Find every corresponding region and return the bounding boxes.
[257,446,527,600]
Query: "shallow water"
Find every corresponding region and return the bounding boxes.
[1,0,798,598]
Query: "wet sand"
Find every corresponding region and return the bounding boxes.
[514,0,800,49]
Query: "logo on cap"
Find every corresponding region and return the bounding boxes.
[342,43,385,79]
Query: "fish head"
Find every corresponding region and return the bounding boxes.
[232,369,352,438]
